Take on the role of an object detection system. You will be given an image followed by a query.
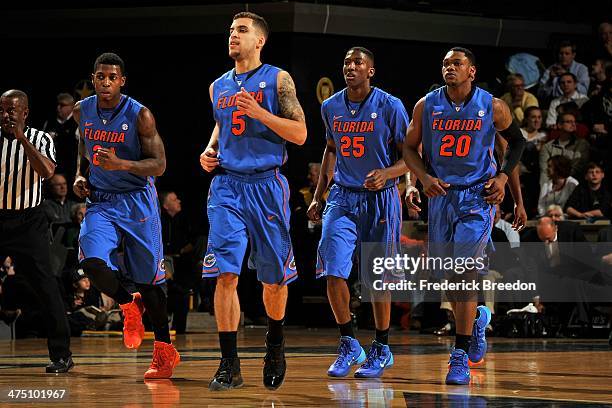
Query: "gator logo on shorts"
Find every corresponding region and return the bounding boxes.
[289,257,296,271]
[204,254,217,268]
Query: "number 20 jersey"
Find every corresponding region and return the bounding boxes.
[212,64,285,174]
[321,87,409,190]
[422,86,497,186]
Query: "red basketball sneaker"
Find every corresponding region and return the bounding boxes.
[144,341,181,379]
[120,292,145,349]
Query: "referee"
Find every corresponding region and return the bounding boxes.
[0,89,73,373]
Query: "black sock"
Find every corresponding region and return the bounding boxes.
[375,328,389,345]
[455,334,472,353]
[266,317,284,345]
[219,331,238,358]
[138,284,171,343]
[338,320,355,338]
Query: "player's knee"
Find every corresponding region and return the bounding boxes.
[262,283,285,295]
[326,275,346,287]
[217,273,238,289]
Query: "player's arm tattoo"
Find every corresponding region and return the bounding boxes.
[278,71,305,123]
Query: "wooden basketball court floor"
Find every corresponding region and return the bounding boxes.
[1,328,612,407]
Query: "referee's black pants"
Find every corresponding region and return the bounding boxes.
[0,206,71,361]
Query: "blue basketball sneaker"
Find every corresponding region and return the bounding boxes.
[354,341,393,378]
[446,348,470,385]
[468,305,491,367]
[327,336,366,377]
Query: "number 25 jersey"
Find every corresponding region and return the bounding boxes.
[321,87,409,190]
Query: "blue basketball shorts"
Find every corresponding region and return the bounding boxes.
[202,168,296,285]
[427,181,495,274]
[79,181,166,285]
[316,184,402,280]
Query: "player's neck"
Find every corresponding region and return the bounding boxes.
[235,57,262,74]
[97,94,122,109]
[446,83,472,104]
[346,84,371,102]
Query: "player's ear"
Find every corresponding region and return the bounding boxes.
[120,76,126,87]
[368,66,375,79]
[469,65,476,81]
[91,73,95,86]
[257,34,266,50]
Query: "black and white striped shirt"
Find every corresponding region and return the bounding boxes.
[0,127,56,210]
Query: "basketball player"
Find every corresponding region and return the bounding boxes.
[73,52,180,379]
[402,47,525,385]
[307,47,408,378]
[199,12,307,391]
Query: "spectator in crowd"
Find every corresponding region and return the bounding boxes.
[42,174,78,225]
[546,73,589,128]
[494,204,520,248]
[539,113,590,184]
[595,22,612,62]
[42,93,78,183]
[159,191,195,334]
[588,58,612,97]
[565,162,611,220]
[538,41,590,104]
[0,256,21,326]
[299,162,321,207]
[581,79,612,137]
[500,73,539,125]
[538,155,579,216]
[545,204,566,221]
[521,106,547,147]
[64,203,86,250]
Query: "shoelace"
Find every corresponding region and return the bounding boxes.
[215,358,234,377]
[361,346,381,369]
[333,340,352,367]
[448,352,466,373]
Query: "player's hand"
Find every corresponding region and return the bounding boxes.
[73,175,90,198]
[199,147,219,172]
[484,173,508,204]
[364,169,389,191]
[96,148,124,171]
[307,199,323,221]
[236,87,266,120]
[405,185,422,217]
[422,174,449,198]
[512,203,527,231]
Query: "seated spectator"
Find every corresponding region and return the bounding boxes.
[521,106,547,147]
[548,102,590,139]
[539,113,590,184]
[538,155,579,216]
[64,203,86,250]
[581,79,612,138]
[64,269,108,336]
[589,58,612,97]
[545,73,589,128]
[538,40,590,105]
[41,174,78,225]
[565,162,611,220]
[545,204,566,222]
[42,93,78,183]
[500,73,539,125]
[595,22,612,62]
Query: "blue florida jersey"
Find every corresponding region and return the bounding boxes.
[321,87,409,189]
[213,64,286,174]
[79,95,150,193]
[422,86,497,186]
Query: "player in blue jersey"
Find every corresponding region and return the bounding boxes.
[73,53,180,380]
[307,47,409,379]
[403,47,525,385]
[199,12,307,391]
